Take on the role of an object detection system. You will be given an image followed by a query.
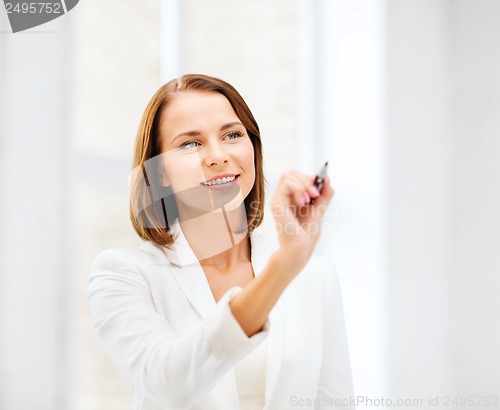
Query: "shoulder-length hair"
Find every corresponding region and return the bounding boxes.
[129,74,265,248]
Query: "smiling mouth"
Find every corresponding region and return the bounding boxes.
[200,175,239,186]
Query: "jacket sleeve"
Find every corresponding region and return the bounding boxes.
[315,256,355,410]
[87,249,269,408]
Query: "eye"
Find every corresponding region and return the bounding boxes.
[179,140,200,149]
[224,131,243,140]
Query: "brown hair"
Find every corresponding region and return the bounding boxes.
[129,74,265,248]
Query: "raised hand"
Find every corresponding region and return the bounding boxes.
[270,170,334,275]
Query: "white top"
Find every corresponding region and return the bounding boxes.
[88,225,354,410]
[234,337,268,409]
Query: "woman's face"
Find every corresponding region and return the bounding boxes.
[158,91,255,217]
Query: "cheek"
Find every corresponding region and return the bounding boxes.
[246,151,256,185]
[239,140,255,172]
[162,154,200,189]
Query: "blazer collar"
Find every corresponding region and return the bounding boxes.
[162,221,273,275]
[162,222,200,267]
[161,222,278,318]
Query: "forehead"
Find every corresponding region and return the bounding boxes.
[160,91,240,137]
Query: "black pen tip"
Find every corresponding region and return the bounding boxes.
[325,161,328,167]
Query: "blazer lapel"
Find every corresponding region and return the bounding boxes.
[264,298,287,406]
[250,232,287,405]
[163,222,216,318]
[162,224,287,403]
[171,264,216,318]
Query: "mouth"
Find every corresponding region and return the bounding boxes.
[200,174,240,189]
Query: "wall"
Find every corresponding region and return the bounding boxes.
[387,0,500,400]
[71,1,160,409]
[0,13,73,410]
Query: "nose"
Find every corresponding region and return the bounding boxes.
[203,141,229,166]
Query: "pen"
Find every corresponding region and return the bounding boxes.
[309,161,328,204]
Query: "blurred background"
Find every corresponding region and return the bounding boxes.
[1,0,499,409]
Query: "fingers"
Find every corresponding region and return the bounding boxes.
[272,171,305,206]
[272,169,334,210]
[270,170,335,254]
[286,170,321,206]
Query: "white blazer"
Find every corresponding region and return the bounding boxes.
[88,226,354,410]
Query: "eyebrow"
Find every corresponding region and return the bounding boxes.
[170,122,243,145]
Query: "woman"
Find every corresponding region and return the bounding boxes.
[88,74,354,410]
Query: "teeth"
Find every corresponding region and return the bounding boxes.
[203,175,236,186]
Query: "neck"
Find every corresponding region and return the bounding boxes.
[178,201,251,270]
[199,236,252,272]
